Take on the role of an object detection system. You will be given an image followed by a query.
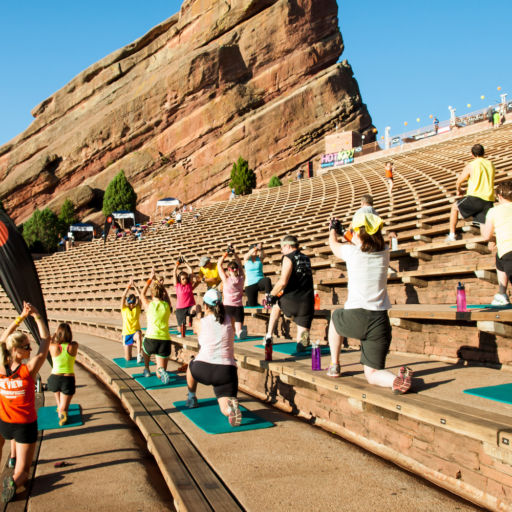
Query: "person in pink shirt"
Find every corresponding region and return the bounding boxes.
[173,259,201,336]
[185,289,242,427]
[218,247,246,339]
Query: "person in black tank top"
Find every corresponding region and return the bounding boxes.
[263,235,314,353]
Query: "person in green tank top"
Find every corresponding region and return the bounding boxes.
[140,269,173,384]
[48,323,78,426]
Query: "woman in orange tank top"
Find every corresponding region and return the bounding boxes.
[384,161,394,193]
[0,302,50,503]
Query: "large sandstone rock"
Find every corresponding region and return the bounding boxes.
[0,0,374,223]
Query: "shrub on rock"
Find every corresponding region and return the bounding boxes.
[229,157,256,196]
[23,208,60,252]
[102,170,137,216]
[268,175,282,188]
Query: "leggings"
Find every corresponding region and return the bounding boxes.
[245,277,272,306]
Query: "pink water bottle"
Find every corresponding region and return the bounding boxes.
[311,342,321,371]
[456,282,467,312]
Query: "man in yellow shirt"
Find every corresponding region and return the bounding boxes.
[446,144,495,241]
[199,256,221,289]
[482,181,512,306]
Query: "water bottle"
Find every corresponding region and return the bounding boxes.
[314,293,321,310]
[391,237,398,251]
[456,282,467,312]
[265,338,273,361]
[180,324,186,337]
[311,342,321,371]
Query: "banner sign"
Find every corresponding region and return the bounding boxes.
[320,149,355,168]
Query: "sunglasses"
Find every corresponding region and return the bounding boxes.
[20,344,31,351]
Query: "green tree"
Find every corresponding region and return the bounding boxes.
[23,208,60,252]
[58,198,77,234]
[229,157,256,196]
[268,175,282,188]
[102,170,137,216]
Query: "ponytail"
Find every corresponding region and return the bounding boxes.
[211,302,225,325]
[0,342,10,367]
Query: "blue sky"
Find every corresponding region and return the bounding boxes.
[1,1,511,147]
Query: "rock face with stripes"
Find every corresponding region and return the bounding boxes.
[0,0,374,223]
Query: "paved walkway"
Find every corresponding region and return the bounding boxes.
[68,331,483,511]
[2,362,175,511]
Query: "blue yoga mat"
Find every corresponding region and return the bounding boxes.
[173,398,274,434]
[463,383,512,405]
[38,404,83,430]
[254,342,330,357]
[113,357,155,369]
[133,372,187,390]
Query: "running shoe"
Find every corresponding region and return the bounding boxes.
[137,353,143,364]
[491,293,510,306]
[158,368,170,385]
[2,476,16,503]
[59,411,68,426]
[143,368,151,379]
[445,233,457,242]
[7,458,15,469]
[392,367,414,394]
[227,398,242,427]
[186,396,198,409]
[295,331,311,353]
[326,364,341,378]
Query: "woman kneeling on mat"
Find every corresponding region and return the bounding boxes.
[48,323,78,426]
[140,269,172,384]
[185,289,242,427]
[0,302,50,503]
[120,277,143,363]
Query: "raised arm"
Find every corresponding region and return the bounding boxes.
[244,246,257,263]
[0,302,31,343]
[258,243,266,262]
[120,277,133,309]
[233,250,244,278]
[217,252,227,281]
[173,261,180,286]
[329,225,346,261]
[140,269,156,309]
[27,304,51,378]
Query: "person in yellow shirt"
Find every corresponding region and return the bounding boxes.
[121,277,143,363]
[446,144,495,241]
[482,181,512,306]
[199,256,221,289]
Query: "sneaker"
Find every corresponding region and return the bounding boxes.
[7,458,15,469]
[2,476,16,503]
[143,367,151,378]
[59,411,68,427]
[326,364,341,378]
[445,233,457,242]
[491,293,510,306]
[137,353,143,364]
[186,396,198,409]
[227,398,242,427]
[393,367,413,394]
[158,368,170,385]
[239,327,247,340]
[295,331,311,353]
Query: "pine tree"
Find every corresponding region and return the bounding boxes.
[23,208,60,252]
[58,198,77,234]
[229,157,256,196]
[268,175,282,188]
[102,170,137,216]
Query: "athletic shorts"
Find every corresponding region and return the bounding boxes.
[176,306,194,326]
[123,332,139,346]
[143,337,171,358]
[496,251,512,279]
[279,294,315,329]
[331,308,391,370]
[47,374,76,396]
[189,360,238,398]
[457,196,494,224]
[224,305,244,323]
[0,418,38,444]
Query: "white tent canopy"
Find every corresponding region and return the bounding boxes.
[112,211,135,220]
[156,198,180,208]
[70,223,94,232]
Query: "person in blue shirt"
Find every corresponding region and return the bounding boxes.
[243,243,272,307]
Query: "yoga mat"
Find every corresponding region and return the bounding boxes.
[234,335,264,343]
[254,342,330,357]
[449,304,512,309]
[173,398,274,434]
[141,327,194,335]
[463,383,512,405]
[113,357,154,369]
[133,372,187,390]
[38,404,83,430]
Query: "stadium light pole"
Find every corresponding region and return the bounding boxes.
[384,126,391,149]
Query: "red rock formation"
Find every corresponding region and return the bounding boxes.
[0,0,374,224]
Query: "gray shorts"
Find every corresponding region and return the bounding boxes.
[331,308,391,370]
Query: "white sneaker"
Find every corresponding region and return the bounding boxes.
[491,293,510,306]
[227,398,242,427]
[445,233,457,242]
[137,353,143,364]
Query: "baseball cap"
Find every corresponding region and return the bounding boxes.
[204,288,222,307]
[352,212,383,235]
[126,294,136,304]
[199,256,210,267]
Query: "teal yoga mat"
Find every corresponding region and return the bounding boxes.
[133,372,186,390]
[38,404,83,430]
[234,335,264,343]
[173,398,274,434]
[141,327,194,335]
[254,342,330,357]
[113,357,155,369]
[463,383,512,405]
[449,304,512,309]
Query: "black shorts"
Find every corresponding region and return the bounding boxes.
[143,337,171,358]
[457,196,494,224]
[47,374,76,395]
[496,251,512,279]
[279,293,315,329]
[0,418,38,444]
[189,360,238,398]
[176,306,194,326]
[224,305,244,323]
[331,308,392,370]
